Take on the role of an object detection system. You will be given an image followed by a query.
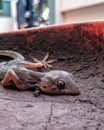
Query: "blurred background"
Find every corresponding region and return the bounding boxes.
[0,0,104,32]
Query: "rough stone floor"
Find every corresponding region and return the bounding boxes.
[0,50,104,130]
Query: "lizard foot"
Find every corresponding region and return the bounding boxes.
[32,52,55,68]
[33,87,41,97]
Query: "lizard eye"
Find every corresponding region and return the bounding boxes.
[56,80,65,90]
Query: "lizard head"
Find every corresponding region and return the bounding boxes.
[38,70,80,95]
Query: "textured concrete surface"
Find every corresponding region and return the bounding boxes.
[0,74,104,130]
[0,21,104,130]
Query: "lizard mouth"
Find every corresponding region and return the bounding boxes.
[61,88,80,95]
[41,86,80,95]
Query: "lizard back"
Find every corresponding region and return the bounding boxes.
[0,50,25,80]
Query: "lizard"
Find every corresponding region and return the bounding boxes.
[0,50,80,96]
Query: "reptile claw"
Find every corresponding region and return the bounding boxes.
[32,53,55,69]
[33,87,41,97]
[43,52,49,61]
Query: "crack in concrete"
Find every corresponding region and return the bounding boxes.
[46,103,53,130]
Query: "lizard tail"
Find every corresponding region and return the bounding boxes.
[0,50,25,60]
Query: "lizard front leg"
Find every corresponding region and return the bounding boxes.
[23,61,43,69]
[2,69,27,90]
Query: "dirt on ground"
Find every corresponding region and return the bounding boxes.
[0,22,104,130]
[0,46,104,130]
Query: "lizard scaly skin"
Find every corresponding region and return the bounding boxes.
[0,50,80,95]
